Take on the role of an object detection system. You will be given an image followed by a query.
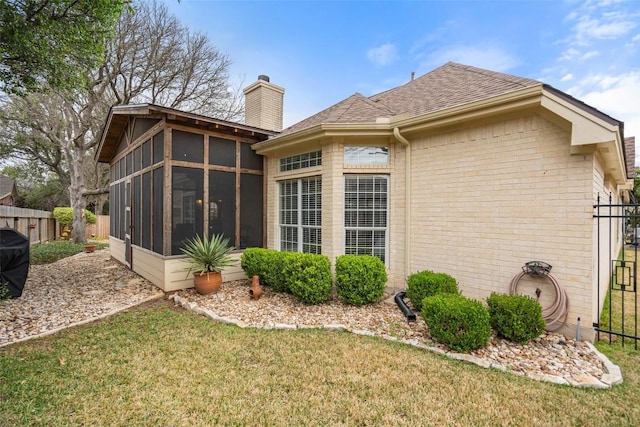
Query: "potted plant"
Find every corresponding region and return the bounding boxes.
[180,234,236,295]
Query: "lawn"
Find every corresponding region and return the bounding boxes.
[30,240,109,265]
[1,300,639,427]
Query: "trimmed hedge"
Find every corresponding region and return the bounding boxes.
[284,252,332,305]
[335,255,387,306]
[406,270,458,311]
[53,207,96,226]
[240,249,331,303]
[240,248,288,292]
[487,292,545,344]
[422,293,491,352]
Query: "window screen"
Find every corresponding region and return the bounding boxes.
[240,143,263,170]
[142,140,151,169]
[152,167,164,254]
[132,175,141,245]
[133,146,141,172]
[209,136,236,167]
[125,153,132,176]
[240,174,263,248]
[172,130,204,163]
[171,166,203,255]
[209,171,236,245]
[153,131,164,164]
[142,172,151,250]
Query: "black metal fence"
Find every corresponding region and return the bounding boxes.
[593,194,639,349]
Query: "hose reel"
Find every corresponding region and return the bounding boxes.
[509,261,569,332]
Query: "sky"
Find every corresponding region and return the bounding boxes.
[162,0,640,159]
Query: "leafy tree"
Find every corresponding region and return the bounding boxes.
[0,0,243,243]
[0,0,129,94]
[1,163,68,210]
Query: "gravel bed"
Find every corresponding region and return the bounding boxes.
[0,249,163,347]
[175,279,621,388]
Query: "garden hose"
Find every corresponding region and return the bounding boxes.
[509,265,569,332]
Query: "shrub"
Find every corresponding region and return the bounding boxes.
[335,255,387,306]
[240,248,288,292]
[283,252,332,304]
[422,293,491,352]
[53,207,97,226]
[30,241,107,265]
[240,248,266,280]
[406,270,458,311]
[487,293,545,344]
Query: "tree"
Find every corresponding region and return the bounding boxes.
[1,163,69,210]
[0,0,129,94]
[0,0,244,243]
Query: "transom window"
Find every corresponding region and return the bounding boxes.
[344,175,388,263]
[280,150,322,172]
[344,146,389,165]
[279,176,322,254]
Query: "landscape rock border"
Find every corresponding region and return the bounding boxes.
[171,293,623,389]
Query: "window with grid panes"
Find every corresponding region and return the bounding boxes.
[279,177,321,253]
[279,150,321,172]
[344,175,388,263]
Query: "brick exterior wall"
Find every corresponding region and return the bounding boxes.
[262,111,621,339]
[243,79,284,132]
[408,113,597,338]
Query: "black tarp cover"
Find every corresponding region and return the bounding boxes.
[0,228,30,298]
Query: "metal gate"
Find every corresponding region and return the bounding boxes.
[593,194,640,348]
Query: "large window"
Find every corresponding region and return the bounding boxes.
[344,175,388,263]
[279,177,322,254]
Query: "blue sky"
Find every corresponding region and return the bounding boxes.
[163,0,640,153]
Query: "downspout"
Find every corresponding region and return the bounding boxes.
[393,127,411,282]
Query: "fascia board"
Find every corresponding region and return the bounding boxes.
[253,124,393,154]
[541,91,627,184]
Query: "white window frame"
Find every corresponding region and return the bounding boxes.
[278,176,322,254]
[344,174,389,265]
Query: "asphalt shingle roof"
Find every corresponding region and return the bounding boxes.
[279,62,540,136]
[0,174,16,197]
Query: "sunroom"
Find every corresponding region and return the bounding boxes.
[96,103,277,291]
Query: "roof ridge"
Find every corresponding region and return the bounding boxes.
[446,62,539,88]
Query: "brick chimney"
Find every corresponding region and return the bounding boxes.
[243,75,284,132]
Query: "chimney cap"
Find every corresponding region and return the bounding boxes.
[258,74,270,82]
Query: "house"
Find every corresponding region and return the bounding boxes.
[98,63,634,340]
[0,174,17,206]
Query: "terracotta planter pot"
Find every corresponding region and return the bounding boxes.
[193,271,222,295]
[84,244,96,253]
[249,275,263,300]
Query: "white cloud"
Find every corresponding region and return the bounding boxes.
[419,44,519,73]
[581,50,600,60]
[575,72,640,162]
[574,18,636,40]
[561,73,574,82]
[366,43,398,67]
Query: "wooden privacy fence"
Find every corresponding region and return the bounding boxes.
[0,206,57,244]
[85,215,109,239]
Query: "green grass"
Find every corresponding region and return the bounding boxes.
[30,241,109,265]
[598,248,640,347]
[1,301,640,427]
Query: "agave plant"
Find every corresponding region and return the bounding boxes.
[180,234,236,275]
